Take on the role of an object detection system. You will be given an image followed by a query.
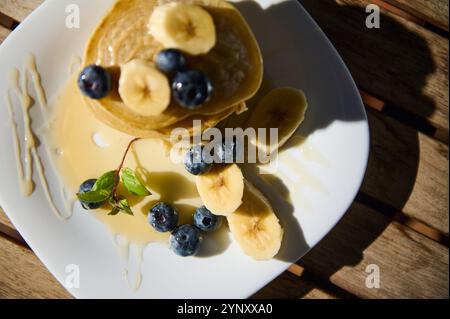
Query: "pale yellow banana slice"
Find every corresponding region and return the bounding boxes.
[148,3,216,55]
[119,59,170,117]
[227,182,283,260]
[196,164,244,216]
[247,87,308,153]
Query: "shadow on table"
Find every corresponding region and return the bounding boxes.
[240,0,436,298]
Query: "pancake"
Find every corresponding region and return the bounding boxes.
[82,0,263,138]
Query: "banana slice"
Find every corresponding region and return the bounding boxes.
[149,3,216,55]
[247,87,308,152]
[227,182,283,260]
[196,164,244,216]
[118,59,170,117]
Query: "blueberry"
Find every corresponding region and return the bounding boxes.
[78,65,112,99]
[194,206,222,232]
[156,49,186,74]
[148,202,179,232]
[184,145,214,175]
[170,225,203,257]
[79,179,104,210]
[172,70,213,109]
[215,136,243,163]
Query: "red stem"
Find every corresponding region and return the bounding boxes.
[111,137,141,200]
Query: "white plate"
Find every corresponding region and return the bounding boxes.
[0,0,369,298]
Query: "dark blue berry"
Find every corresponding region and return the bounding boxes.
[78,65,112,99]
[172,70,213,109]
[194,206,222,232]
[169,225,203,257]
[156,49,186,74]
[184,145,214,175]
[79,179,104,210]
[148,203,179,232]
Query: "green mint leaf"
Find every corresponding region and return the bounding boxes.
[118,198,133,216]
[77,189,110,203]
[108,207,121,216]
[121,168,151,197]
[92,171,117,192]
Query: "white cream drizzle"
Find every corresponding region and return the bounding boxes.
[8,68,35,196]
[5,90,31,195]
[26,54,47,114]
[5,53,73,220]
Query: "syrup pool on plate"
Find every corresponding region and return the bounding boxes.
[44,75,204,244]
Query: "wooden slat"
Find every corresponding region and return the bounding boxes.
[252,272,339,299]
[0,208,14,231]
[361,0,426,26]
[0,0,43,22]
[0,24,10,42]
[385,0,449,31]
[302,0,449,133]
[0,208,26,245]
[0,235,71,298]
[298,202,449,299]
[363,109,449,235]
[302,287,338,299]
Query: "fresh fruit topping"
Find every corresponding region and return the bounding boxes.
[148,202,179,232]
[172,70,212,109]
[227,182,283,260]
[196,164,244,216]
[169,224,203,257]
[155,49,187,75]
[78,179,105,210]
[184,145,214,176]
[118,59,170,116]
[246,87,308,152]
[149,3,216,56]
[78,65,112,99]
[194,206,222,232]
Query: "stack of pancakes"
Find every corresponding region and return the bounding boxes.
[82,0,263,139]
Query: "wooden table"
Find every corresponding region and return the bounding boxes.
[0,0,448,299]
